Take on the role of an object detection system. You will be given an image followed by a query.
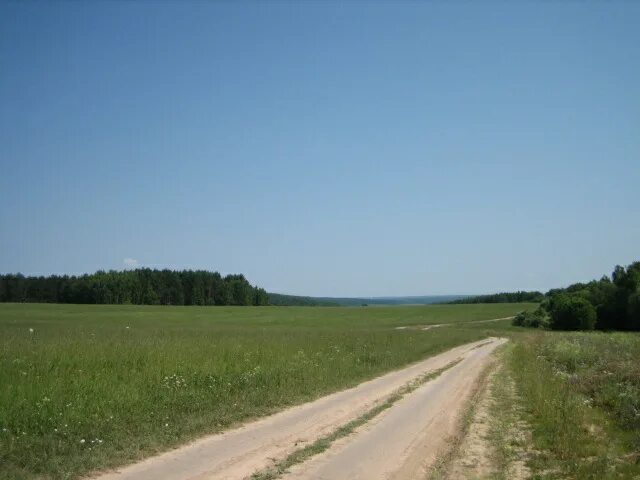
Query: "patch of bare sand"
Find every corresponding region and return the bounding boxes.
[443,364,498,479]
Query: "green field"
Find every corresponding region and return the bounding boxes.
[0,303,531,480]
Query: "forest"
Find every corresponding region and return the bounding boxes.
[447,291,544,304]
[0,269,269,306]
[513,261,640,331]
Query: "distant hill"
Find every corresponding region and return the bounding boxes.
[267,293,468,307]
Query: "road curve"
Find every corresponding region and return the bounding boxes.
[92,338,504,480]
[283,337,506,480]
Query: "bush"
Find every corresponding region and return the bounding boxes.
[512,308,549,328]
[548,294,597,330]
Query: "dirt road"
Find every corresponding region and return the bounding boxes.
[284,338,506,480]
[393,316,515,331]
[94,338,505,480]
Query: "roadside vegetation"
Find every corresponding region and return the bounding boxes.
[487,360,531,480]
[506,332,640,479]
[0,302,528,480]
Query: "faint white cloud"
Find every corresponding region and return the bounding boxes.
[123,258,139,268]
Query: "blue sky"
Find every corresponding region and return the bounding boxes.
[1,2,638,296]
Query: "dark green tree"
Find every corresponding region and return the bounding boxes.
[548,294,597,330]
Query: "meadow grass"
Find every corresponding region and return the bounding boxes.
[0,303,531,480]
[507,331,640,479]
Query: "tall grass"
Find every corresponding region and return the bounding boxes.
[508,332,640,479]
[0,303,529,480]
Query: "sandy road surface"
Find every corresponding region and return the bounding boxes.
[283,338,506,480]
[93,338,504,480]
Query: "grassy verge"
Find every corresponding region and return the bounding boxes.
[0,303,529,480]
[486,345,530,480]
[507,332,640,479]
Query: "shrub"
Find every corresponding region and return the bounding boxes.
[548,294,597,330]
[512,308,549,328]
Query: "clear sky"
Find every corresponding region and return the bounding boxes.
[1,2,638,297]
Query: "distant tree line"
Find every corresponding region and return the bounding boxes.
[267,293,338,307]
[448,291,544,304]
[0,269,270,306]
[513,261,640,331]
